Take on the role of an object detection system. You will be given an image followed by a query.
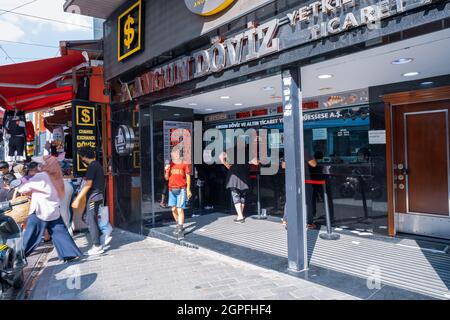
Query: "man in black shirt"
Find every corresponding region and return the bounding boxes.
[4,110,26,157]
[72,147,106,256]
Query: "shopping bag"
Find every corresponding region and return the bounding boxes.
[98,205,113,236]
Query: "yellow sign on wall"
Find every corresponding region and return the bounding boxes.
[75,105,96,126]
[118,0,142,61]
[184,0,235,16]
[72,102,98,176]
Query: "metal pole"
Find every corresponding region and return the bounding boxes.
[252,173,267,220]
[257,174,261,215]
[320,182,340,240]
[283,68,307,272]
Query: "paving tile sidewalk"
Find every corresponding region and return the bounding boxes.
[27,229,359,300]
[28,228,438,300]
[1,242,52,300]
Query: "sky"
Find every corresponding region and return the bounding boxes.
[0,0,96,66]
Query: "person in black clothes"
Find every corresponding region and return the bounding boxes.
[3,110,26,157]
[0,173,17,202]
[71,146,106,256]
[64,133,73,159]
[219,144,258,223]
[310,151,335,224]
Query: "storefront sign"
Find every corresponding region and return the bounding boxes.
[123,18,279,100]
[118,0,143,62]
[303,106,370,122]
[184,0,235,16]
[120,0,434,101]
[303,88,369,110]
[303,110,344,122]
[286,0,433,41]
[115,125,136,156]
[215,117,283,130]
[72,101,97,176]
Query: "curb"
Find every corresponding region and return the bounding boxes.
[16,244,53,300]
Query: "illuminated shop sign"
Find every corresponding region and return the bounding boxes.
[303,88,369,110]
[303,106,370,121]
[118,0,143,61]
[72,101,98,176]
[184,0,235,16]
[115,125,135,156]
[121,19,279,101]
[286,0,433,40]
[120,0,434,102]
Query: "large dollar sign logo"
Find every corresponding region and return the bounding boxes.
[124,15,135,50]
[81,109,91,123]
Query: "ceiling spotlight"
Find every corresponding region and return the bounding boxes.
[205,108,213,111]
[188,103,198,106]
[420,81,434,86]
[220,96,230,99]
[174,113,181,116]
[402,71,420,77]
[317,74,333,79]
[318,87,333,92]
[391,58,413,65]
[234,103,243,106]
[263,86,274,91]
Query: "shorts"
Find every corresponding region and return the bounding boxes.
[8,135,25,157]
[230,188,247,205]
[168,188,187,209]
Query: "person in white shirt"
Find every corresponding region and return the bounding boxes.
[18,156,81,263]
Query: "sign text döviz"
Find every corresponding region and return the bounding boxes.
[121,0,434,102]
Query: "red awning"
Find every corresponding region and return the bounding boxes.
[0,52,87,112]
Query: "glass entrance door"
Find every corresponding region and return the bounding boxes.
[141,105,194,232]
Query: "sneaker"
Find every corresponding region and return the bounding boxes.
[177,228,185,240]
[100,234,113,247]
[63,256,80,264]
[84,245,104,256]
[173,224,182,237]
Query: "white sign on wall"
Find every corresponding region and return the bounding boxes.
[368,130,386,144]
[313,128,328,140]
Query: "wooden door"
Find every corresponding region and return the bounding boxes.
[392,101,450,238]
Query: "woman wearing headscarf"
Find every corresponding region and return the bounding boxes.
[18,156,82,263]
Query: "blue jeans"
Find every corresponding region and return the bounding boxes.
[24,214,82,260]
